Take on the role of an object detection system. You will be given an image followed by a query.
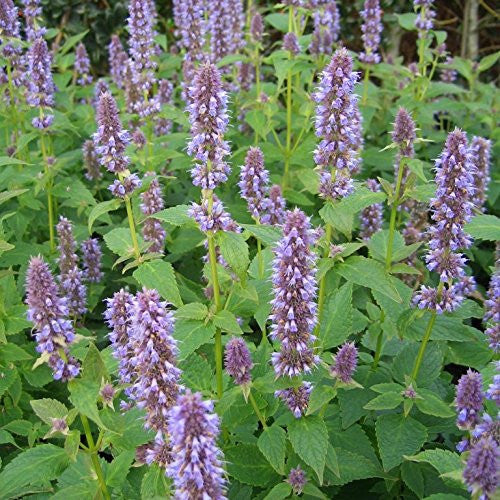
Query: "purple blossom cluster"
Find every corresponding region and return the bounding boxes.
[81,238,103,283]
[82,140,102,181]
[440,56,457,83]
[359,179,383,240]
[288,466,307,494]
[174,0,207,62]
[268,185,286,225]
[463,436,499,499]
[414,0,435,36]
[393,107,416,204]
[188,195,235,233]
[0,0,23,86]
[25,256,80,381]
[208,0,244,63]
[309,1,340,56]
[413,130,476,313]
[154,79,174,136]
[75,43,92,86]
[455,369,484,430]
[129,288,181,433]
[167,390,226,499]
[283,32,300,56]
[269,209,319,378]
[140,173,166,253]
[276,381,312,418]
[470,136,491,211]
[93,79,110,110]
[108,35,128,89]
[26,38,55,128]
[330,341,358,383]
[484,271,499,352]
[250,12,264,43]
[187,62,231,190]
[224,337,253,386]
[313,48,361,200]
[359,0,383,64]
[109,173,142,198]
[23,0,46,41]
[56,217,87,316]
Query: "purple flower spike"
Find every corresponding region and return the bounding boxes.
[208,0,244,63]
[141,173,166,254]
[25,256,80,381]
[104,289,136,388]
[470,136,491,211]
[360,179,383,240]
[276,381,312,418]
[250,12,264,43]
[484,272,500,353]
[188,195,236,233]
[310,1,340,56]
[167,390,226,500]
[463,436,499,499]
[93,91,131,174]
[486,365,499,406]
[288,466,307,495]
[81,238,103,283]
[108,35,128,89]
[267,185,286,225]
[75,42,92,86]
[92,79,110,110]
[225,337,253,386]
[82,140,102,181]
[313,48,361,200]
[108,173,142,199]
[187,62,231,190]
[440,56,457,83]
[283,32,300,56]
[56,217,87,316]
[331,341,358,383]
[269,209,319,378]
[26,38,55,129]
[455,369,484,430]
[129,288,180,433]
[174,0,207,61]
[154,79,174,136]
[393,107,416,202]
[359,0,383,64]
[22,0,46,42]
[239,147,272,223]
[414,0,435,36]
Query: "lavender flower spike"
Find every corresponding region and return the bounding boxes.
[283,32,300,56]
[463,436,499,499]
[309,1,340,56]
[470,136,491,211]
[455,369,484,430]
[414,0,436,37]
[23,0,46,41]
[81,238,103,283]
[75,42,93,86]
[225,337,253,386]
[276,381,312,418]
[360,179,383,240]
[484,271,500,353]
[167,390,226,499]
[250,12,264,43]
[330,341,358,383]
[130,288,181,433]
[108,35,128,89]
[269,209,319,377]
[238,147,271,223]
[56,217,87,316]
[25,256,80,381]
[288,466,307,495]
[93,91,131,174]
[267,185,286,225]
[187,62,231,190]
[26,38,55,129]
[174,0,206,62]
[313,48,361,200]
[104,289,136,388]
[140,173,166,254]
[359,0,383,64]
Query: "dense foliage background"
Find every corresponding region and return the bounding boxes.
[0,0,499,499]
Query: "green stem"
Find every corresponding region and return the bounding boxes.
[410,310,437,381]
[282,7,294,190]
[80,415,110,500]
[40,133,55,252]
[124,195,141,261]
[372,310,385,369]
[362,66,370,105]
[385,156,405,271]
[248,390,267,428]
[315,223,333,340]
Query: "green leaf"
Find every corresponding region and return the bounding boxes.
[174,319,215,361]
[326,448,384,486]
[0,188,29,206]
[226,444,280,487]
[364,392,403,411]
[263,482,292,500]
[405,449,462,477]
[393,342,443,386]
[30,398,69,425]
[288,416,328,483]
[213,309,243,335]
[337,256,402,303]
[68,379,107,429]
[81,342,108,384]
[401,461,425,498]
[133,259,183,308]
[375,414,427,471]
[104,228,144,257]
[368,230,421,264]
[152,205,193,226]
[240,224,282,246]
[265,13,289,32]
[175,302,208,320]
[396,13,417,30]
[141,463,169,499]
[320,282,353,349]
[0,444,69,498]
[0,367,16,397]
[64,430,80,462]
[106,450,135,488]
[180,353,213,392]
[464,214,500,241]
[307,385,337,415]
[415,389,455,418]
[218,231,249,278]
[257,424,286,474]
[87,199,122,233]
[245,110,267,136]
[478,51,500,72]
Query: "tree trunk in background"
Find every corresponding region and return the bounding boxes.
[468,0,479,60]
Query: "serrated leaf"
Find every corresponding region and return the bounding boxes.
[81,342,108,384]
[257,424,286,474]
[64,430,80,462]
[213,309,243,335]
[87,199,122,233]
[401,461,425,498]
[152,205,193,226]
[226,444,280,486]
[176,302,208,320]
[104,227,144,257]
[263,482,292,500]
[141,463,169,499]
[133,259,182,308]
[307,385,337,415]
[0,444,69,498]
[405,449,462,477]
[174,319,215,361]
[376,414,427,471]
[106,450,135,488]
[288,416,328,483]
[464,214,500,241]
[320,281,353,349]
[415,389,455,418]
[364,392,403,410]
[68,379,107,429]
[218,231,249,278]
[30,398,69,425]
[240,224,282,246]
